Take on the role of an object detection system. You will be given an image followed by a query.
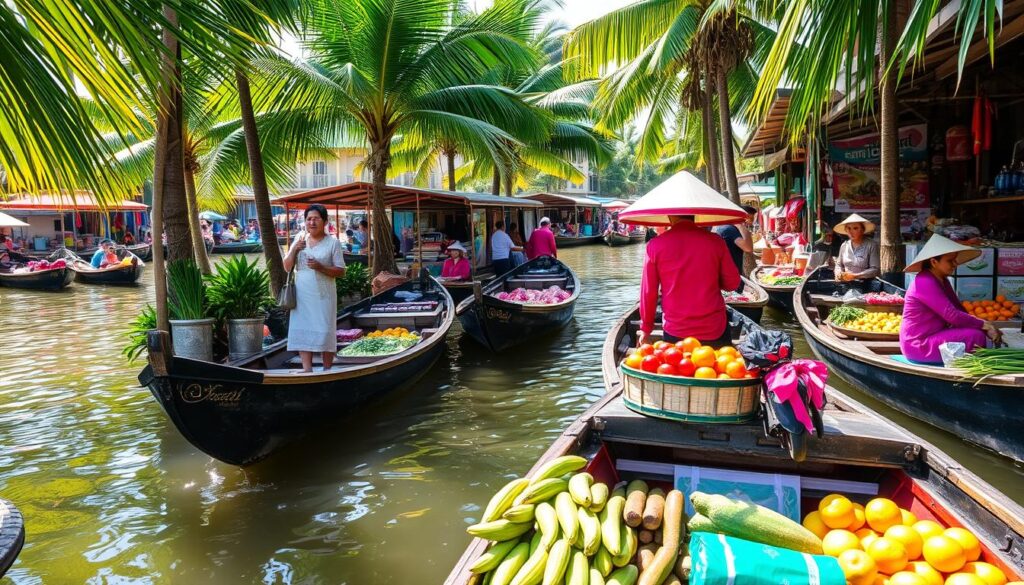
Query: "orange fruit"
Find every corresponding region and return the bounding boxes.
[866,498,904,533]
[889,572,931,585]
[802,511,831,540]
[624,353,643,369]
[902,509,918,527]
[691,346,716,368]
[905,561,945,585]
[848,503,867,531]
[886,525,924,560]
[945,575,987,585]
[961,562,1008,585]
[867,537,909,574]
[857,527,881,549]
[838,549,878,585]
[944,528,981,562]
[680,337,701,353]
[996,294,1006,303]
[693,366,717,379]
[922,535,967,573]
[717,373,731,379]
[824,529,863,556]
[725,360,747,379]
[913,520,945,542]
[820,495,856,529]
[715,354,733,373]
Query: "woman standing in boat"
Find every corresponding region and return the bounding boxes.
[284,204,347,373]
[833,214,880,284]
[900,235,1002,363]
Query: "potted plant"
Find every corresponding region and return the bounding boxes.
[167,259,215,361]
[205,255,273,360]
[336,262,371,308]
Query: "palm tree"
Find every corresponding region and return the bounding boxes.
[251,0,547,276]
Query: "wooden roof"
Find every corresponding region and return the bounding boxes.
[0,192,147,212]
[277,181,542,210]
[517,192,603,207]
[741,90,793,157]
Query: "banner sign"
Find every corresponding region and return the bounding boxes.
[828,124,930,211]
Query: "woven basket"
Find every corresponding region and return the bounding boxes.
[620,365,760,423]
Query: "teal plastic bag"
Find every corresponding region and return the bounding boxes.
[689,532,846,585]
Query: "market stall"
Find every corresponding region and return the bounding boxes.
[0,192,149,254]
[517,192,604,246]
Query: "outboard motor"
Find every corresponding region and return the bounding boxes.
[738,328,827,462]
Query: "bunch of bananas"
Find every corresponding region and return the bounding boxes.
[366,327,418,340]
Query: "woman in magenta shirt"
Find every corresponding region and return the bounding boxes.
[440,242,471,281]
[900,235,1002,363]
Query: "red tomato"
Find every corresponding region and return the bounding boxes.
[639,344,655,356]
[653,341,671,351]
[662,348,684,367]
[674,341,689,351]
[657,363,678,376]
[653,349,665,361]
[641,355,661,373]
[677,358,696,377]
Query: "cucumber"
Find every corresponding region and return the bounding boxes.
[690,491,823,554]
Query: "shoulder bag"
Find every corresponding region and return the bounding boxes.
[277,268,296,310]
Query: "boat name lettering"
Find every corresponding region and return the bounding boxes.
[485,307,512,322]
[178,383,244,404]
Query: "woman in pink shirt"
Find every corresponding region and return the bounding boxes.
[440,242,471,281]
[900,235,1002,363]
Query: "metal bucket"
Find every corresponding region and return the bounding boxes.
[227,317,265,361]
[169,318,215,361]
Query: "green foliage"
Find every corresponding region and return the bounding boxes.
[205,255,273,319]
[122,304,157,364]
[167,259,208,321]
[337,262,371,301]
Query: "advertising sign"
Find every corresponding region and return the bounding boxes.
[955,277,993,302]
[956,247,995,276]
[828,124,930,211]
[996,277,1024,302]
[997,248,1024,276]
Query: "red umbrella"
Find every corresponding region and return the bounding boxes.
[618,171,747,227]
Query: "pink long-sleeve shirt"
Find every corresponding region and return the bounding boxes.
[526,226,557,259]
[640,221,741,340]
[440,257,471,281]
[899,271,985,362]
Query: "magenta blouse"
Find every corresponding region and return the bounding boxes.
[899,271,986,362]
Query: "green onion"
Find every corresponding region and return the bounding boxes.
[953,349,1024,380]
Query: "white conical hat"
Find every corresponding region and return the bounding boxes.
[833,213,876,236]
[905,234,982,273]
[447,241,467,253]
[618,171,746,227]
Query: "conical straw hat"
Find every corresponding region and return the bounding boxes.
[833,213,876,236]
[618,171,746,227]
[905,234,982,273]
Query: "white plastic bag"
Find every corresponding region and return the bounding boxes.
[939,342,966,367]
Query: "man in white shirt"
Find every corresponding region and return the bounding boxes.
[490,220,522,276]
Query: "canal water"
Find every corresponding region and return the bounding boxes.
[0,245,1021,584]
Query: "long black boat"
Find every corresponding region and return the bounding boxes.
[603,231,632,246]
[0,259,74,291]
[60,249,145,285]
[445,302,1024,583]
[127,242,152,262]
[554,234,602,248]
[456,256,580,352]
[0,498,24,578]
[795,266,1024,464]
[139,273,454,465]
[210,240,263,254]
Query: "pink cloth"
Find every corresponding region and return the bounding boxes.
[764,359,828,434]
[640,220,740,340]
[526,226,557,259]
[440,257,471,281]
[900,271,987,363]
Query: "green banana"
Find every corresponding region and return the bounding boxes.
[565,550,590,585]
[470,539,520,574]
[593,546,613,576]
[612,523,637,567]
[467,519,534,541]
[535,502,560,550]
[600,490,626,556]
[606,565,638,585]
[517,478,569,505]
[491,542,530,585]
[529,531,542,556]
[509,544,548,585]
[483,478,530,522]
[502,504,535,523]
[577,506,602,556]
[568,473,594,507]
[529,455,588,485]
[590,483,609,512]
[590,568,606,585]
[542,539,571,585]
[555,492,580,545]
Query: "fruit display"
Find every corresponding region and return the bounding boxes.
[621,339,756,380]
[805,494,1010,585]
[829,307,902,335]
[338,333,420,356]
[759,267,803,286]
[13,259,67,273]
[863,292,905,305]
[364,326,418,340]
[722,290,753,302]
[494,286,572,304]
[961,297,1020,320]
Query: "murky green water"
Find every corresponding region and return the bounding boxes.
[0,245,1021,584]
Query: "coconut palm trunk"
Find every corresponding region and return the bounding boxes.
[492,166,501,195]
[159,35,193,265]
[879,1,902,275]
[183,159,212,274]
[236,67,287,295]
[716,66,740,204]
[367,142,398,276]
[702,77,721,191]
[151,5,177,331]
[443,147,457,192]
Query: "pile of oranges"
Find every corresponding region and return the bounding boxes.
[622,338,756,380]
[961,296,1019,321]
[805,494,1014,585]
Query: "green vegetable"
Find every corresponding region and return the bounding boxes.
[953,348,1024,380]
[689,491,823,554]
[339,335,418,356]
[828,306,867,325]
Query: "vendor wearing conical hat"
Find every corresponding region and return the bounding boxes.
[833,214,880,283]
[440,241,471,282]
[900,235,1002,363]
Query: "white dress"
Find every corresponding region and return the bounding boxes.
[287,235,345,352]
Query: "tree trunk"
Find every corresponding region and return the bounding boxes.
[879,1,902,274]
[159,29,192,265]
[152,5,177,331]
[236,67,286,295]
[183,161,212,274]
[715,65,740,204]
[445,148,457,192]
[368,141,398,276]
[504,174,513,197]
[702,74,721,192]
[491,165,500,195]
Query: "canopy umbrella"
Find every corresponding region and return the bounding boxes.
[199,210,227,221]
[0,212,29,227]
[618,171,747,227]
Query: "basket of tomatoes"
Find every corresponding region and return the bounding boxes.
[619,337,761,423]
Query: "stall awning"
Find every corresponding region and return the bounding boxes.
[741,90,793,158]
[0,193,148,212]
[517,192,603,207]
[277,181,543,210]
[602,199,633,210]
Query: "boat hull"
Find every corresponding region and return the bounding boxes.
[126,243,152,262]
[555,235,602,247]
[211,241,263,254]
[0,498,24,578]
[603,232,632,246]
[71,262,144,285]
[0,267,74,290]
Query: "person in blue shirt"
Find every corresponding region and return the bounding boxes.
[490,220,522,276]
[712,205,756,293]
[90,239,117,269]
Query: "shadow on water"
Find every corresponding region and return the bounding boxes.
[0,245,1021,584]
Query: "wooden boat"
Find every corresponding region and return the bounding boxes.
[139,273,454,466]
[0,262,74,291]
[726,276,769,324]
[0,498,24,578]
[751,264,800,311]
[127,242,152,262]
[344,252,368,266]
[210,240,263,254]
[628,231,646,243]
[61,249,145,285]
[443,302,1024,583]
[456,256,580,352]
[796,266,1024,464]
[554,234,602,248]
[603,231,632,246]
